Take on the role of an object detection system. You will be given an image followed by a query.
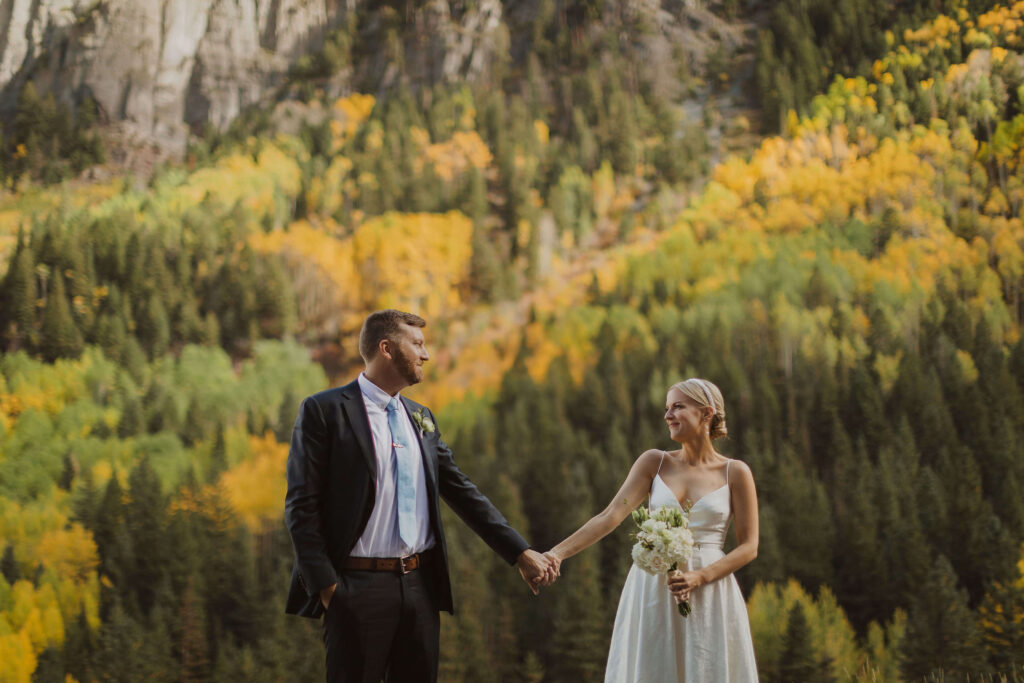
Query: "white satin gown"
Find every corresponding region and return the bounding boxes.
[604,457,759,682]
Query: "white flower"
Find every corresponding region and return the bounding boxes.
[630,505,695,577]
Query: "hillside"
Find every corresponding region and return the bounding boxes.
[3,0,1024,681]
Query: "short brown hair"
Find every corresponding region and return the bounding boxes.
[359,310,426,361]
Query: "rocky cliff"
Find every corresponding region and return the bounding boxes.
[0,0,351,154]
[0,0,747,159]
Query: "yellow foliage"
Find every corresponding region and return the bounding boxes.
[221,434,289,529]
[331,93,376,147]
[423,131,493,182]
[0,631,35,683]
[249,219,359,332]
[351,212,475,325]
[34,525,99,582]
[164,142,302,224]
[747,580,864,680]
[874,352,904,395]
[534,120,549,146]
[904,14,960,44]
[954,350,978,382]
[305,156,353,216]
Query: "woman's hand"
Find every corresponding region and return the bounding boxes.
[532,551,562,586]
[668,570,706,601]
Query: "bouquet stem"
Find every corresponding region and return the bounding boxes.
[669,567,691,618]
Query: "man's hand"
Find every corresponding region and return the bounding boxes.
[320,582,337,610]
[516,549,559,595]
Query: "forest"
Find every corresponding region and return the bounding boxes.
[3,0,1024,680]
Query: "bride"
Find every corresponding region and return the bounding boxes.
[544,378,759,682]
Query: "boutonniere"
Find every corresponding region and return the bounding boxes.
[411,409,436,434]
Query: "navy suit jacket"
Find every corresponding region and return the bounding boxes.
[284,379,529,617]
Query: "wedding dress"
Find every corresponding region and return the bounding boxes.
[604,456,759,682]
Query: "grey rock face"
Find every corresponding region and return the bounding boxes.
[0,0,345,154]
[0,0,744,159]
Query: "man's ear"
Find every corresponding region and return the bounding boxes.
[378,338,393,360]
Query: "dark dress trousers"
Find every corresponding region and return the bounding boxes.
[284,379,529,680]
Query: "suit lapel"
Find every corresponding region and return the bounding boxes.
[340,382,377,480]
[402,396,438,494]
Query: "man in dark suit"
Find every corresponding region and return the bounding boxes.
[285,309,558,682]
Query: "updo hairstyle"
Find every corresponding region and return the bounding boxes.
[670,378,728,440]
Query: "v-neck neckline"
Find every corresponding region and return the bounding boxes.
[654,474,728,511]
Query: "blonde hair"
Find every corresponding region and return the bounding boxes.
[670,378,728,440]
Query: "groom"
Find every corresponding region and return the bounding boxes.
[285,309,557,682]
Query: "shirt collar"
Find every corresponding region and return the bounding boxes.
[358,372,400,411]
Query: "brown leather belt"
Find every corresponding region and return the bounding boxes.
[342,553,422,574]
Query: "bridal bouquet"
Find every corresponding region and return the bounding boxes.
[630,506,694,616]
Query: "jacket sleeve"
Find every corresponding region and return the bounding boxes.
[284,396,339,594]
[433,410,530,565]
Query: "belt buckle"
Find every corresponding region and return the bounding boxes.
[399,555,414,574]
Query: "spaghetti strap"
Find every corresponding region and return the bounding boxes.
[656,450,667,475]
[726,459,732,485]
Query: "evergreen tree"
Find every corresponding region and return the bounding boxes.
[118,393,143,438]
[178,578,210,682]
[779,602,827,683]
[58,452,76,491]
[1,544,19,584]
[209,423,228,482]
[548,464,608,682]
[125,458,169,616]
[901,555,988,680]
[978,557,1024,673]
[276,392,298,443]
[32,647,65,682]
[63,611,95,683]
[831,434,884,631]
[0,232,37,349]
[39,272,82,361]
[183,397,211,447]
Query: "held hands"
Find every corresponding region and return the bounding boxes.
[667,570,706,603]
[516,549,561,594]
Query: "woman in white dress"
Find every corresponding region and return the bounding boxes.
[544,378,759,682]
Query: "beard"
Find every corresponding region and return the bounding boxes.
[393,344,423,385]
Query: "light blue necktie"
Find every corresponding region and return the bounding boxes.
[386,398,417,547]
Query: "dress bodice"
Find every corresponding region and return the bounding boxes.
[650,469,732,549]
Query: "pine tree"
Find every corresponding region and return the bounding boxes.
[178,578,210,682]
[1,544,19,584]
[93,476,134,615]
[126,457,169,616]
[39,271,82,361]
[779,602,826,682]
[979,552,1024,673]
[58,452,77,490]
[118,393,143,438]
[183,397,210,447]
[63,611,95,683]
[209,423,228,482]
[548,464,608,682]
[137,292,170,358]
[0,232,37,349]
[276,391,298,443]
[831,434,884,632]
[901,555,988,680]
